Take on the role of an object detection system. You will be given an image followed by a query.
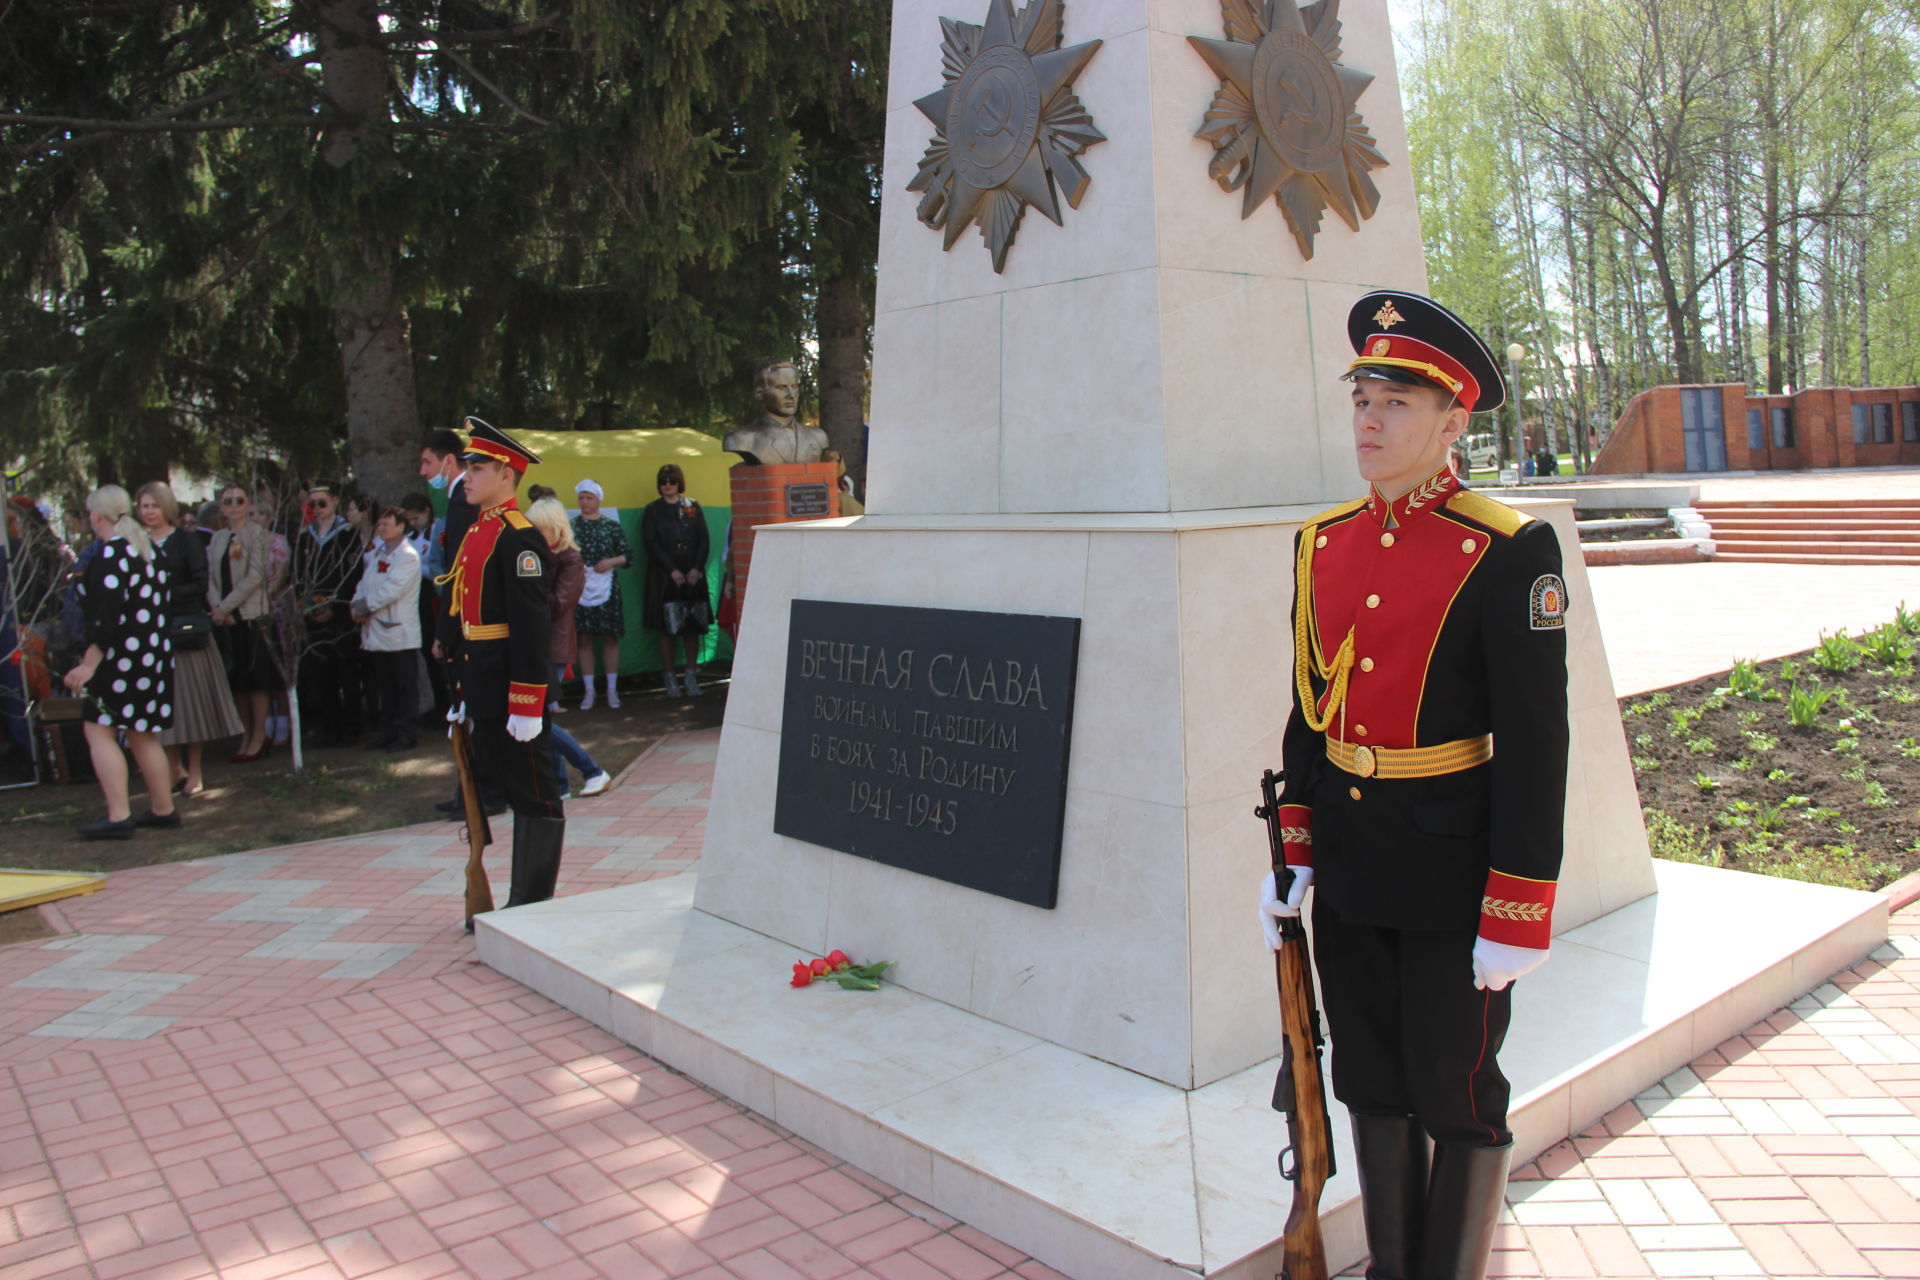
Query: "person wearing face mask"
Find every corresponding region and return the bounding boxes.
[1258,292,1569,1280]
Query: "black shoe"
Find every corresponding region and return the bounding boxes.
[364,727,397,749]
[134,810,182,829]
[1352,1114,1429,1280]
[77,816,137,840]
[384,733,417,754]
[435,796,463,815]
[505,814,565,907]
[1418,1142,1513,1280]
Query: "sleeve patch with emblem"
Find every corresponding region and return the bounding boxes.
[1529,573,1568,630]
[516,550,542,578]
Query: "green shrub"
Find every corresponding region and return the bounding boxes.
[1644,809,1722,866]
[1860,621,1916,668]
[1787,683,1832,728]
[1812,630,1863,674]
[1726,657,1771,700]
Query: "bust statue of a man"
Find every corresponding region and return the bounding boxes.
[723,359,829,465]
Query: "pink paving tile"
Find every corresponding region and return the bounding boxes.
[904,1233,1008,1280]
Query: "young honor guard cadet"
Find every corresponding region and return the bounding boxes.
[1259,292,1570,1280]
[441,418,567,910]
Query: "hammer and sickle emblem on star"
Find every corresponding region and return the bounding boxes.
[972,77,1014,137]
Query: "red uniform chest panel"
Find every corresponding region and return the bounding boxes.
[1311,512,1487,747]
[455,517,505,626]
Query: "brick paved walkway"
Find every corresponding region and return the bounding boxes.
[5,645,1920,1276]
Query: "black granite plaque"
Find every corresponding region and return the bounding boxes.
[785,482,832,517]
[773,599,1080,908]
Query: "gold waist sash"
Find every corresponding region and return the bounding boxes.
[461,622,509,641]
[1327,734,1492,780]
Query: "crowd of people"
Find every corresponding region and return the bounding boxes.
[12,430,720,839]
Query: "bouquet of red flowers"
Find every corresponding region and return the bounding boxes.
[789,949,894,991]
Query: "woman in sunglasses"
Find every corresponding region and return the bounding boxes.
[207,484,285,761]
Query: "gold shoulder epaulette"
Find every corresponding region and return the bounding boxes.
[1306,495,1367,529]
[1445,489,1534,537]
[503,510,533,530]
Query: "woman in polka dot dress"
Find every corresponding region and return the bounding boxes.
[62,485,180,839]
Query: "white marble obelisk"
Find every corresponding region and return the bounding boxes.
[694,0,1656,1090]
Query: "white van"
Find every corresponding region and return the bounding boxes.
[1465,433,1499,471]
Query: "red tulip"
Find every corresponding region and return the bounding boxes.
[809,957,832,976]
[790,963,813,988]
[827,949,852,971]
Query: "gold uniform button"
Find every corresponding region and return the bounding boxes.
[1349,786,1363,801]
[1380,532,1396,548]
[1461,538,1477,553]
[1315,535,1328,549]
[1359,657,1375,672]
[1366,594,1381,609]
[1355,724,1369,736]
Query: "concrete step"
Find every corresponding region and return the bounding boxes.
[1715,548,1920,565]
[1696,498,1920,511]
[1710,527,1920,544]
[1707,515,1920,527]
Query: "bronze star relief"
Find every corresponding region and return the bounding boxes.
[907,0,1105,273]
[1189,0,1387,259]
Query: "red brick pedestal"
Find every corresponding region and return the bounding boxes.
[727,461,840,620]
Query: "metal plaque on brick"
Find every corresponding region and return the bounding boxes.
[784,482,832,518]
[774,599,1080,908]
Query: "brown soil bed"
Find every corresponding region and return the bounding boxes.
[0,679,728,878]
[1626,617,1920,890]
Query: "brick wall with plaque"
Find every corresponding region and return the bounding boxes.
[726,462,840,621]
[774,599,1080,908]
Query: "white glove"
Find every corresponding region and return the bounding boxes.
[1472,937,1548,991]
[445,701,467,737]
[506,714,541,742]
[1258,867,1315,950]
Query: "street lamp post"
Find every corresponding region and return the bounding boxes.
[1506,342,1527,485]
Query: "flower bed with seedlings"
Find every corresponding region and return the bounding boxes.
[1627,606,1920,891]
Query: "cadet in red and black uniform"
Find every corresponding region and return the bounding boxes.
[1258,292,1569,1280]
[439,418,566,909]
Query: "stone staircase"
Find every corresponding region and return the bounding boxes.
[1696,497,1920,565]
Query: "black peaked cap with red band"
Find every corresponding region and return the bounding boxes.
[460,416,542,475]
[1344,290,1507,414]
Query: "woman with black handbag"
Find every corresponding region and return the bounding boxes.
[138,482,243,796]
[639,464,711,697]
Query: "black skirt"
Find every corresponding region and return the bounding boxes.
[217,617,286,693]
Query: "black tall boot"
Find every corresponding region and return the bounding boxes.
[1351,1114,1429,1280]
[1417,1142,1512,1280]
[505,815,565,907]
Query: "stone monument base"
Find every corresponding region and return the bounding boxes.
[478,860,1886,1279]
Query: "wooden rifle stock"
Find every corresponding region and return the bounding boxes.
[452,720,495,925]
[1256,768,1333,1280]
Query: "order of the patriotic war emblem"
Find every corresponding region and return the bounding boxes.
[1189,0,1387,259]
[907,0,1105,273]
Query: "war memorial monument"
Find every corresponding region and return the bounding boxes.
[480,2,1889,1274]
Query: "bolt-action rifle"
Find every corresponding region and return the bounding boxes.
[451,720,495,929]
[1255,767,1334,1280]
